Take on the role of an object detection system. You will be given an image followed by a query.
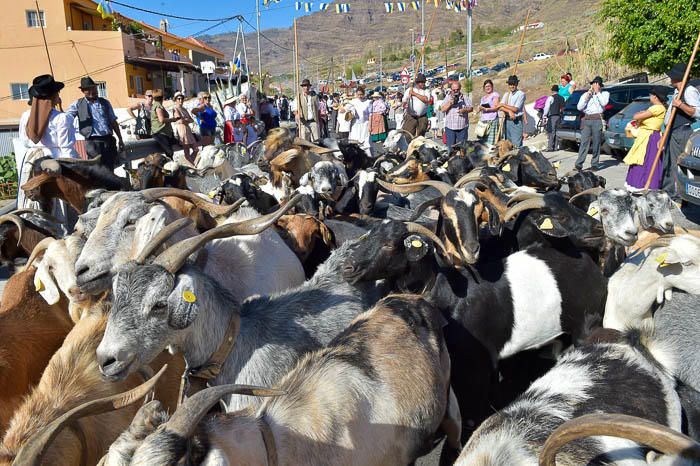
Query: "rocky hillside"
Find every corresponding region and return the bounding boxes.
[200,0,600,77]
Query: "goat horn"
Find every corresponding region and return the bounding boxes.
[163,384,285,439]
[539,413,700,466]
[25,237,56,270]
[56,155,102,165]
[394,129,415,142]
[507,192,545,207]
[568,187,606,204]
[405,222,451,263]
[12,364,168,466]
[292,137,336,154]
[154,194,302,274]
[135,218,194,265]
[503,198,547,222]
[141,188,241,218]
[12,209,62,225]
[0,214,25,247]
[454,170,484,188]
[378,179,453,197]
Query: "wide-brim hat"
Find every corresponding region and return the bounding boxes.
[152,89,164,98]
[650,86,671,102]
[589,76,604,86]
[507,75,519,85]
[371,91,383,98]
[28,74,64,99]
[301,78,311,87]
[667,62,686,82]
[344,111,354,122]
[415,73,427,83]
[224,94,238,105]
[173,91,185,100]
[79,76,97,89]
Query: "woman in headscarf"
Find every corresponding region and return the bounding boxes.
[369,91,388,143]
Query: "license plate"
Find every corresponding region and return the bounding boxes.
[609,138,616,144]
[687,184,700,199]
[563,116,577,121]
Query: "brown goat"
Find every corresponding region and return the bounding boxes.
[0,216,52,267]
[0,267,73,437]
[275,214,335,278]
[0,311,184,466]
[21,172,88,213]
[384,157,431,184]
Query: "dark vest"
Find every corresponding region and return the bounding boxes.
[548,94,565,117]
[672,88,696,130]
[77,97,109,138]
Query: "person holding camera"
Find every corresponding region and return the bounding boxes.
[575,76,610,171]
[440,81,473,148]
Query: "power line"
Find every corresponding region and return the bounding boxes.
[108,0,241,22]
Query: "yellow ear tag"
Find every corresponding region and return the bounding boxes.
[655,253,668,265]
[183,291,197,303]
[207,190,217,199]
[442,162,449,169]
[502,163,511,172]
[587,206,599,217]
[411,239,423,248]
[34,277,44,292]
[539,218,554,230]
[553,161,561,169]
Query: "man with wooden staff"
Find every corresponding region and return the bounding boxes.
[292,78,321,142]
[662,62,700,198]
[402,73,431,137]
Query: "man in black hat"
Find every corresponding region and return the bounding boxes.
[66,76,124,170]
[292,78,320,142]
[574,76,610,171]
[495,75,526,147]
[401,73,430,137]
[543,84,565,151]
[662,62,700,197]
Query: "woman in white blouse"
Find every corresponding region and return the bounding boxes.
[349,87,372,156]
[19,74,78,159]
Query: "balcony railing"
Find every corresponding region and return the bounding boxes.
[122,33,192,64]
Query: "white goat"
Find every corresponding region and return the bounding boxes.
[604,234,700,331]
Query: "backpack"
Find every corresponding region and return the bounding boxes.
[134,103,151,136]
[534,95,549,111]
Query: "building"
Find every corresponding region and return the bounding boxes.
[0,0,225,134]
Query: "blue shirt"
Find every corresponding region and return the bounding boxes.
[196,105,218,129]
[66,98,117,137]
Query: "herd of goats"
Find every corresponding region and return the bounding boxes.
[0,126,699,465]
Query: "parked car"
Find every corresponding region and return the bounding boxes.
[556,83,663,151]
[388,84,401,92]
[491,62,510,73]
[373,85,388,93]
[532,53,552,61]
[431,77,445,87]
[605,97,653,156]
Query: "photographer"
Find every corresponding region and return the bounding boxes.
[440,81,473,148]
[575,76,610,171]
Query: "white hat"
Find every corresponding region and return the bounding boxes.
[173,91,185,100]
[224,94,238,105]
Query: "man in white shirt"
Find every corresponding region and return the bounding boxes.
[401,73,430,137]
[495,75,526,148]
[575,76,610,171]
[662,62,700,197]
[292,79,320,142]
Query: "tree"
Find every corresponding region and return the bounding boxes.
[599,0,700,75]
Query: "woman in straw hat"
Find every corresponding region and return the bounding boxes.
[336,89,354,139]
[223,94,239,144]
[369,91,388,143]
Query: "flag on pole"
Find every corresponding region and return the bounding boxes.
[304,2,312,12]
[384,2,394,13]
[295,2,302,10]
[96,0,115,20]
[232,53,241,74]
[319,2,329,10]
[411,1,421,10]
[397,2,406,12]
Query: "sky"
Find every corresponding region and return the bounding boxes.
[110,0,313,38]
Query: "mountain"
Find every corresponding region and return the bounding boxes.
[200,0,600,79]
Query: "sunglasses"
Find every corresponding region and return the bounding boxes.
[176,97,184,100]
[301,84,310,87]
[203,96,211,100]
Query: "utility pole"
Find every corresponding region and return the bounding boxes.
[379,45,383,91]
[420,0,425,73]
[255,0,263,89]
[410,29,415,77]
[467,4,473,79]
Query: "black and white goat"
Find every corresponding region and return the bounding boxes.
[455,325,681,465]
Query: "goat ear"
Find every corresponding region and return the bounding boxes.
[482,200,503,236]
[635,198,655,230]
[35,266,61,306]
[531,213,568,238]
[404,234,431,262]
[167,277,200,330]
[299,173,310,186]
[338,169,349,187]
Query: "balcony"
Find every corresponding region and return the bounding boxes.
[122,33,192,65]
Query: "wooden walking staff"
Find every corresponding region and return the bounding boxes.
[644,29,700,190]
[497,8,531,143]
[294,18,301,135]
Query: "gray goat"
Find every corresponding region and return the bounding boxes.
[96,208,385,412]
[102,295,461,466]
[455,324,681,465]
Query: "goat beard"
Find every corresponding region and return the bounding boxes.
[26,98,54,144]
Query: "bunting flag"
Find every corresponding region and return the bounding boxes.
[319,2,329,10]
[397,2,406,12]
[342,3,350,12]
[384,2,394,13]
[454,1,462,11]
[433,0,440,6]
[468,0,478,7]
[335,3,342,13]
[96,0,115,20]
[304,2,312,12]
[295,1,302,10]
[446,0,453,9]
[411,1,421,10]
[262,0,281,6]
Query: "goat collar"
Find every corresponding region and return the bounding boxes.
[258,416,278,466]
[178,311,241,405]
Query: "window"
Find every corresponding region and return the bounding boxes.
[630,87,653,101]
[26,10,45,28]
[134,76,144,95]
[10,83,29,101]
[609,90,629,105]
[96,81,108,98]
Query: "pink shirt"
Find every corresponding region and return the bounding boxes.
[480,92,501,122]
